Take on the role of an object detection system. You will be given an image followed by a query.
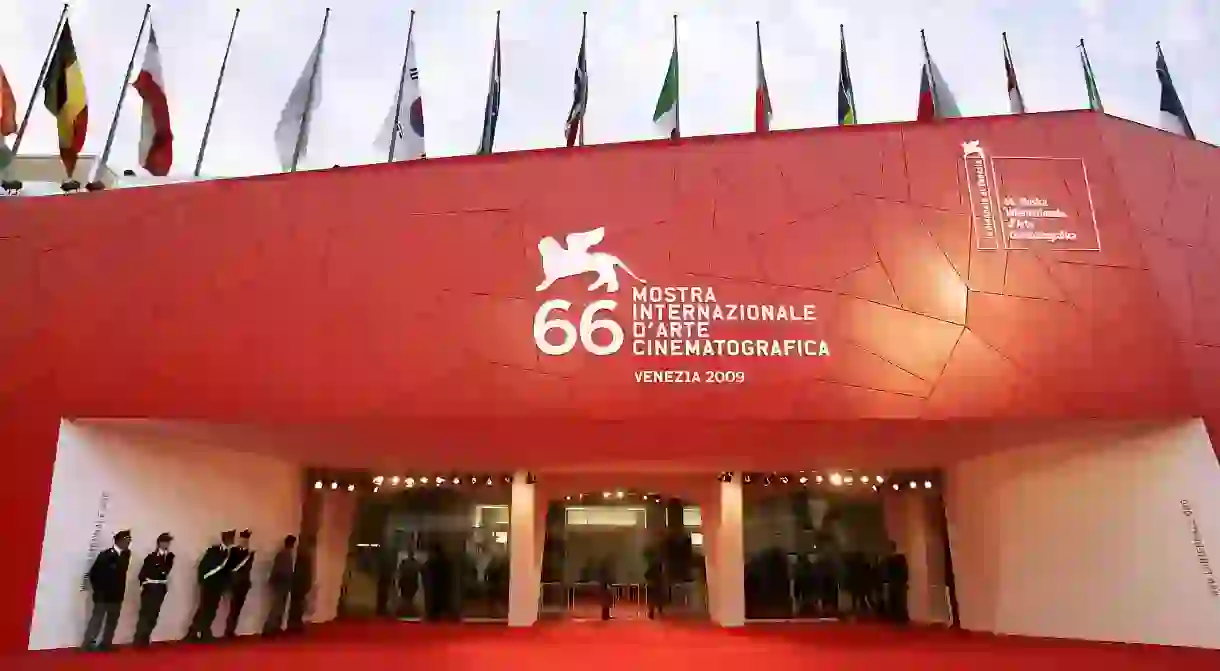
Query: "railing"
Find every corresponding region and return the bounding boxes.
[540,581,706,618]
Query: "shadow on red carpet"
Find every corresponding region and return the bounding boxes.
[6,620,1219,670]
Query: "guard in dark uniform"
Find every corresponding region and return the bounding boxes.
[81,530,132,651]
[186,529,235,641]
[224,530,255,637]
[133,532,174,647]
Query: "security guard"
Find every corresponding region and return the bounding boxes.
[224,530,255,637]
[186,529,235,641]
[81,530,132,651]
[133,532,175,647]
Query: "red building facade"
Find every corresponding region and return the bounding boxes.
[2,110,1219,650]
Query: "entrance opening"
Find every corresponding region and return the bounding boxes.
[338,473,514,623]
[541,492,707,622]
[742,470,955,624]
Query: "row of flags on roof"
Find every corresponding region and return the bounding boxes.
[0,6,1203,181]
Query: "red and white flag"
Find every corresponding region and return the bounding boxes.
[0,63,16,136]
[132,26,173,176]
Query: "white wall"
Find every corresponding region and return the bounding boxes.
[30,421,304,650]
[945,419,1220,648]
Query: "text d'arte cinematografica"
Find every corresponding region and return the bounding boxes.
[630,286,830,357]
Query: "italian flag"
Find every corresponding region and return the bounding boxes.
[0,63,16,170]
[653,34,679,139]
[754,22,771,132]
[133,25,173,176]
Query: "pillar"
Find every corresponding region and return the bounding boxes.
[310,489,357,624]
[710,473,745,626]
[882,488,948,624]
[508,471,540,626]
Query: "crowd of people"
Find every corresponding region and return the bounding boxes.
[745,542,910,621]
[367,541,511,620]
[81,529,314,652]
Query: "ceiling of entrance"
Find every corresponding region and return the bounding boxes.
[75,418,1167,474]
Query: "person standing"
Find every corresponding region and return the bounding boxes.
[597,555,615,621]
[224,530,255,637]
[186,529,235,641]
[81,530,133,651]
[882,542,910,623]
[287,547,314,632]
[262,535,297,636]
[397,550,421,618]
[132,532,174,647]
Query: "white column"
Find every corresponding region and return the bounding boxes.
[882,489,947,624]
[309,489,356,624]
[508,471,540,627]
[712,473,745,626]
[700,490,722,622]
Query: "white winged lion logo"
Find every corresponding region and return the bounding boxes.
[535,227,645,293]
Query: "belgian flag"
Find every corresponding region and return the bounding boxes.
[43,20,88,177]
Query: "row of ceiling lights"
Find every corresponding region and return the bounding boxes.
[724,472,935,491]
[369,474,521,493]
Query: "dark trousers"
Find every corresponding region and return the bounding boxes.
[81,600,122,649]
[286,587,309,631]
[133,585,167,646]
[188,582,225,639]
[886,583,909,623]
[225,580,251,636]
[647,583,664,618]
[262,587,290,634]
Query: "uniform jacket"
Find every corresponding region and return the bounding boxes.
[197,544,232,585]
[138,550,175,587]
[226,547,255,586]
[88,547,132,603]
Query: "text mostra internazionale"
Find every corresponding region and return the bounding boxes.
[629,286,830,357]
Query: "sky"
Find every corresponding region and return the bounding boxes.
[2,0,1217,178]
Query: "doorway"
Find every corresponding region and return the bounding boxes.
[540,491,708,622]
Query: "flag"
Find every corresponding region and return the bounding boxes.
[754,24,771,132]
[132,26,173,176]
[564,20,588,147]
[477,17,501,155]
[0,63,16,170]
[1079,40,1103,112]
[43,20,88,177]
[375,36,425,161]
[916,33,960,121]
[1002,34,1025,114]
[837,26,856,125]
[274,27,326,171]
[1155,43,1194,140]
[653,38,679,138]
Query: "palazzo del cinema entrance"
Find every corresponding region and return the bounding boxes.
[331,468,955,628]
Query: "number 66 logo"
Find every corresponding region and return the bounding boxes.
[533,299,624,356]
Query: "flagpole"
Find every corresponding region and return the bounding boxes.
[9,3,68,163]
[94,3,151,183]
[387,10,416,163]
[1078,38,1102,113]
[194,8,240,177]
[578,11,587,146]
[920,29,939,118]
[291,8,330,173]
[672,13,680,138]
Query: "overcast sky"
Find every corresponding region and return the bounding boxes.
[2,0,1216,177]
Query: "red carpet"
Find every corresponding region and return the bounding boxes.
[6,621,1218,670]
